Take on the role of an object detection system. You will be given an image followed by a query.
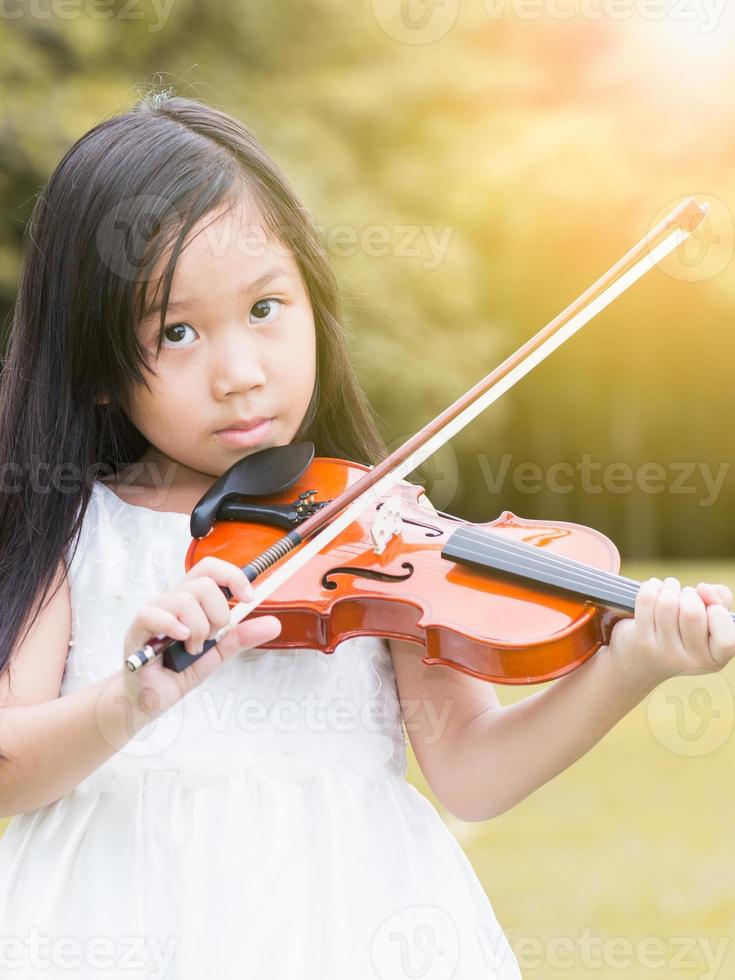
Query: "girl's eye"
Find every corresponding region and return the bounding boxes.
[249,298,283,324]
[161,322,197,349]
[157,299,283,349]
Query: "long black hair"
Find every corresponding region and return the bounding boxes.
[0,91,387,730]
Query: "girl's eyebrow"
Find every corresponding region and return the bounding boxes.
[142,266,293,320]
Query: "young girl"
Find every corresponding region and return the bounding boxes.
[0,92,733,980]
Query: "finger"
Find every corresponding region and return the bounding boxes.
[128,604,192,653]
[216,615,282,660]
[678,586,710,666]
[179,577,234,637]
[654,580,684,656]
[634,578,661,643]
[707,604,735,670]
[696,582,733,609]
[163,591,211,654]
[183,556,253,601]
[608,616,634,652]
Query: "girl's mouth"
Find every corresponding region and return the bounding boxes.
[214,418,272,448]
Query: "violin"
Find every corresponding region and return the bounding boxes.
[125,198,711,683]
[187,448,629,685]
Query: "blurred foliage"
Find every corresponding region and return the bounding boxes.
[2,1,735,559]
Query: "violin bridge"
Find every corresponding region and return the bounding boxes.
[370,495,403,555]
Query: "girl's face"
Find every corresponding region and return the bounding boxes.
[122,197,317,490]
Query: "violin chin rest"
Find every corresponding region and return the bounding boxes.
[190,442,315,538]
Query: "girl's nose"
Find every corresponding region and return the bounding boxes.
[210,326,268,399]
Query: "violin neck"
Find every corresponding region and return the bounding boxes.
[442,525,640,613]
[441,525,735,624]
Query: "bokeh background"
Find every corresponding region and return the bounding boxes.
[1,1,734,977]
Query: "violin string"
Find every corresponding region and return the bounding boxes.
[335,535,628,598]
[432,508,641,590]
[453,527,735,622]
[460,525,642,590]
[449,535,640,610]
[332,516,731,617]
[432,515,642,592]
[346,516,642,606]
[344,497,636,598]
[345,518,645,604]
[325,535,638,608]
[461,551,637,609]
[454,525,642,602]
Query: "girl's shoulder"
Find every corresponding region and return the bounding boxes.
[95,476,195,516]
[64,481,190,585]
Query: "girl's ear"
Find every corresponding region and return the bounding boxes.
[96,394,110,405]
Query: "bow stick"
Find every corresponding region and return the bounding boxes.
[126,197,708,671]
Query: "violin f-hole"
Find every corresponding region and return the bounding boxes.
[322,562,415,591]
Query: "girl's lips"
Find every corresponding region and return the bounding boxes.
[215,418,272,447]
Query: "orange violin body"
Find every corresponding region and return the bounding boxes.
[185,457,623,685]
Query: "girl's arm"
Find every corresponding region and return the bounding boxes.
[0,554,279,818]
[390,579,735,822]
[0,564,151,817]
[0,671,154,817]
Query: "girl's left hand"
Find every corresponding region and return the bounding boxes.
[606,577,735,690]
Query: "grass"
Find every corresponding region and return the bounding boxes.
[2,561,734,978]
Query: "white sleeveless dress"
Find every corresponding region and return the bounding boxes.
[0,480,522,979]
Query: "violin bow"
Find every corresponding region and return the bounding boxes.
[127,197,708,671]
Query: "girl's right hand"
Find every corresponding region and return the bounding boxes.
[122,556,282,718]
